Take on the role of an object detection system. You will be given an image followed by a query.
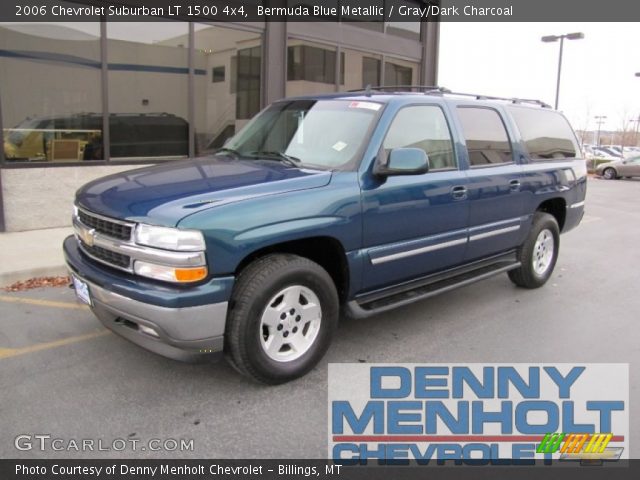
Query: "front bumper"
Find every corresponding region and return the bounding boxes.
[64,235,233,362]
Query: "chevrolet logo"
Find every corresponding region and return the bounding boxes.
[80,227,96,247]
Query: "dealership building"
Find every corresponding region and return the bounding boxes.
[0,5,439,232]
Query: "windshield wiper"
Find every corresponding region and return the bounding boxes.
[214,147,241,158]
[247,150,302,167]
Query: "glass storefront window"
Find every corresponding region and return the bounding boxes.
[0,21,102,162]
[384,57,418,88]
[193,24,263,153]
[342,49,382,91]
[106,22,189,160]
[286,40,338,97]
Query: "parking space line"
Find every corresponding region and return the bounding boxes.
[0,330,110,360]
[0,295,88,310]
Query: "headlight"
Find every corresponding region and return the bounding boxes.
[134,224,206,252]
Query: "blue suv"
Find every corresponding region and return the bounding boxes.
[64,87,587,383]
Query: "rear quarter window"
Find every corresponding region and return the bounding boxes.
[508,107,579,161]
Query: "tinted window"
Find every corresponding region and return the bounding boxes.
[509,107,578,160]
[362,57,380,87]
[287,45,336,84]
[457,107,513,166]
[384,62,412,87]
[212,66,225,83]
[383,106,456,170]
[236,46,262,120]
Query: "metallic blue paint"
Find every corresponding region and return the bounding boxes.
[70,93,587,305]
[75,156,332,226]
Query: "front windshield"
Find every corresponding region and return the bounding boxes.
[224,99,382,170]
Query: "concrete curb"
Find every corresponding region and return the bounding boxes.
[0,265,69,287]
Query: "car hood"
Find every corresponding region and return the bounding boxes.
[596,160,621,169]
[76,156,332,226]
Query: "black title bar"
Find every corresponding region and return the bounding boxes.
[2,459,640,480]
[0,0,639,22]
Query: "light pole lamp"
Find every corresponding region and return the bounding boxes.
[541,32,585,109]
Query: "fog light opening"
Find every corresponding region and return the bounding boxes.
[138,324,160,337]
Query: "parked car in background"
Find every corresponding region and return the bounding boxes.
[588,147,619,161]
[623,147,640,158]
[596,156,640,179]
[596,146,622,158]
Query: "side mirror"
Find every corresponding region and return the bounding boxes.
[374,148,430,177]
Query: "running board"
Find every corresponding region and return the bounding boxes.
[346,255,521,319]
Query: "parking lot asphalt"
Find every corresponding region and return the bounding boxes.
[0,177,638,459]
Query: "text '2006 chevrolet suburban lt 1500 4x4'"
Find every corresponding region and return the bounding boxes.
[64,87,586,384]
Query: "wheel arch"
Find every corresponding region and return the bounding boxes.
[234,236,350,303]
[536,197,566,232]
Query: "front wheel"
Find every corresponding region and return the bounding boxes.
[603,167,617,180]
[508,212,560,289]
[225,254,338,384]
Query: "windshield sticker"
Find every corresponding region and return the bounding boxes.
[332,141,347,152]
[348,101,381,111]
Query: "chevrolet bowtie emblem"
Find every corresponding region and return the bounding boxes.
[81,227,96,247]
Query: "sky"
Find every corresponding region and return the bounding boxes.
[438,22,640,136]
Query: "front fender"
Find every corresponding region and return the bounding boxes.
[177,172,362,275]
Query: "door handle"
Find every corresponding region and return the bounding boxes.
[451,185,467,200]
[509,179,521,192]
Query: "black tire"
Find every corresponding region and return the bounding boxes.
[225,254,338,384]
[508,212,560,289]
[603,167,617,180]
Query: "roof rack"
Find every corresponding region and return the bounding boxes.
[346,85,551,108]
[348,85,446,94]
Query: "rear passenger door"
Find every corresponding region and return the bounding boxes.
[361,104,469,290]
[455,106,526,262]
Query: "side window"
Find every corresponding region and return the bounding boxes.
[508,107,578,160]
[383,105,456,170]
[457,107,513,166]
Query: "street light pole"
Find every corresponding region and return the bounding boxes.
[631,116,640,148]
[594,115,607,170]
[541,32,585,110]
[595,115,607,147]
[554,36,564,111]
[635,75,640,146]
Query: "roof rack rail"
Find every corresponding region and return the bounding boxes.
[347,85,448,95]
[345,85,551,108]
[444,91,552,108]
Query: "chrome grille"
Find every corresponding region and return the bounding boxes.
[80,241,131,269]
[78,209,132,240]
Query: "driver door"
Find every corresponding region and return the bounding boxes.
[360,104,469,291]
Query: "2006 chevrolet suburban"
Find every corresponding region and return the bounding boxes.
[64,87,587,383]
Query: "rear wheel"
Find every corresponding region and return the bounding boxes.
[603,167,617,180]
[508,212,560,289]
[225,254,338,384]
